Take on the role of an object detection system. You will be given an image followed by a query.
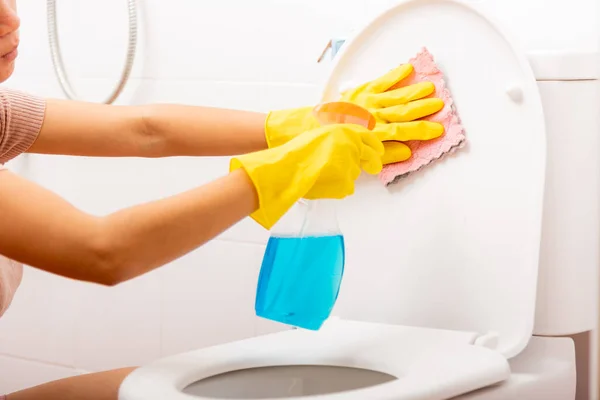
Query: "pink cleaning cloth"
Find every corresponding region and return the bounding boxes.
[378,47,466,186]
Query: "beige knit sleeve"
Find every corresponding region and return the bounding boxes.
[0,87,46,164]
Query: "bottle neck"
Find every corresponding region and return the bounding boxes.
[301,200,341,237]
[270,199,342,238]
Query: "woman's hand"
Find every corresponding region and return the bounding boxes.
[264,63,445,163]
[231,123,384,229]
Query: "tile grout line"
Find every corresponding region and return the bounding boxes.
[0,352,77,371]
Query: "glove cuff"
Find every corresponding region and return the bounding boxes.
[265,107,319,148]
[229,149,306,230]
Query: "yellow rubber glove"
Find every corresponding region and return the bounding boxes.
[231,124,384,230]
[265,63,444,164]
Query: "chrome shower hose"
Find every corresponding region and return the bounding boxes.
[47,0,138,104]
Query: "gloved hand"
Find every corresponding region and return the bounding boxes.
[265,63,444,164]
[231,123,384,229]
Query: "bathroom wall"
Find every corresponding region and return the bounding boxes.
[0,0,597,393]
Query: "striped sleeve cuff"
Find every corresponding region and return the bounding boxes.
[0,87,46,164]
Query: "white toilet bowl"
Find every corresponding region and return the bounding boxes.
[119,319,575,400]
[120,0,597,398]
[121,320,510,400]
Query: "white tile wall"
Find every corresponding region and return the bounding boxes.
[160,240,265,356]
[1,0,597,393]
[0,268,80,367]
[73,270,162,372]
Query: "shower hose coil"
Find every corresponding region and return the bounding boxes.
[47,0,138,104]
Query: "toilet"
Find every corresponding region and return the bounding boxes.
[119,0,599,399]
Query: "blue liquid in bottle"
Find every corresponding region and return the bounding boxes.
[255,234,345,330]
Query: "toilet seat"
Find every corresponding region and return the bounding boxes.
[120,319,510,400]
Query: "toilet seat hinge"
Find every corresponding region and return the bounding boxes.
[474,331,499,350]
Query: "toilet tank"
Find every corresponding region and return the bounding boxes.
[530,52,600,335]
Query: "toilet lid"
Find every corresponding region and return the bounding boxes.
[320,0,545,358]
[119,320,510,400]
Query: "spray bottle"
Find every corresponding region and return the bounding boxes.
[254,101,376,330]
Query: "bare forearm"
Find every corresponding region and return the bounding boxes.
[28,99,268,157]
[7,368,136,400]
[0,169,258,285]
[101,169,258,282]
[142,104,268,156]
